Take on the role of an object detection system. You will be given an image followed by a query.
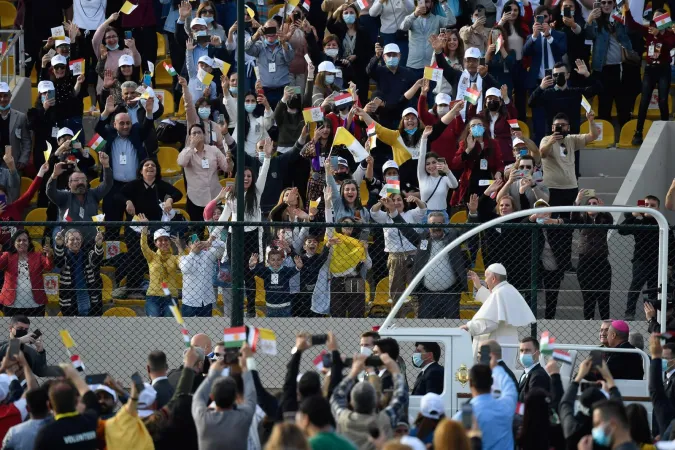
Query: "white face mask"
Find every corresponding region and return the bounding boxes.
[437,106,449,116]
[360,346,373,356]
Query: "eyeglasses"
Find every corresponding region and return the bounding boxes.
[519,165,533,170]
[202,8,214,13]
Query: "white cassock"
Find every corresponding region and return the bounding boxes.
[466,280,536,370]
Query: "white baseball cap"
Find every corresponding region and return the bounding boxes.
[0,374,12,402]
[154,229,171,241]
[317,61,337,73]
[485,87,501,99]
[90,384,118,402]
[51,55,68,67]
[401,107,418,118]
[55,37,71,47]
[383,43,400,54]
[37,80,55,93]
[464,47,482,59]
[198,55,214,67]
[57,128,74,140]
[191,18,208,28]
[420,393,444,419]
[486,263,507,276]
[400,436,426,450]
[0,82,9,93]
[337,157,349,167]
[118,54,134,67]
[137,383,158,417]
[435,93,452,105]
[513,137,525,146]
[382,160,399,172]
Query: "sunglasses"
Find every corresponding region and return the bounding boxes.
[53,65,67,70]
[202,8,214,13]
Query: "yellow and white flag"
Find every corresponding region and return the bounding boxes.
[332,127,367,163]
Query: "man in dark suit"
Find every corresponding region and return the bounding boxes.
[411,212,470,319]
[517,337,550,402]
[411,342,444,396]
[652,342,675,436]
[481,339,518,390]
[372,337,403,408]
[147,350,174,409]
[168,346,206,393]
[604,320,645,380]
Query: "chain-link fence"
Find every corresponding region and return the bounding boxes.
[0,217,665,386]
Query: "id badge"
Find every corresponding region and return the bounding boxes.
[202,158,210,169]
[255,124,261,134]
[268,62,276,73]
[335,69,343,79]
[420,240,428,250]
[559,146,566,158]
[14,128,21,139]
[480,159,488,170]
[271,273,279,285]
[52,127,59,138]
[409,148,420,159]
[649,44,655,57]
[79,207,85,219]
[119,154,127,165]
[211,130,217,143]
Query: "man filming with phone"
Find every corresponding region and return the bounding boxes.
[496,154,550,210]
[0,316,56,378]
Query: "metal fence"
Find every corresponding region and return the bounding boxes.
[0,218,665,386]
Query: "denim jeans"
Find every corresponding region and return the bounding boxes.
[266,305,292,317]
[182,304,213,317]
[145,296,172,317]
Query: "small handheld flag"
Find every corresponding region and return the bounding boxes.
[540,331,555,355]
[88,134,106,152]
[581,95,592,113]
[552,349,573,364]
[507,119,520,129]
[258,328,278,355]
[423,66,443,83]
[386,179,401,195]
[655,12,672,29]
[332,127,368,163]
[197,68,214,86]
[60,330,75,348]
[163,62,178,76]
[313,350,328,370]
[302,107,324,123]
[464,87,480,105]
[120,1,139,14]
[43,141,52,163]
[69,58,85,76]
[224,326,247,348]
[366,123,376,136]
[60,330,85,372]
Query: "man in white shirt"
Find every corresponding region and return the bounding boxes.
[179,236,226,317]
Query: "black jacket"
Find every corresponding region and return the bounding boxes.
[498,360,519,391]
[518,363,551,402]
[650,357,675,435]
[112,102,164,157]
[619,213,674,264]
[605,341,644,380]
[152,378,175,409]
[412,361,444,396]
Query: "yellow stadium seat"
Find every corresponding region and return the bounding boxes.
[581,119,614,148]
[460,310,476,319]
[0,1,17,28]
[255,276,266,306]
[269,3,284,18]
[220,178,235,189]
[373,277,391,306]
[156,59,174,88]
[157,32,167,59]
[102,306,137,317]
[176,208,190,220]
[31,87,38,106]
[473,248,485,272]
[450,210,467,224]
[157,147,181,176]
[517,120,530,140]
[155,89,175,118]
[20,177,38,204]
[89,149,100,167]
[360,180,369,206]
[57,311,63,316]
[175,96,186,119]
[25,208,47,238]
[212,308,223,316]
[83,96,99,116]
[30,68,37,86]
[633,91,673,120]
[89,178,101,189]
[101,273,113,303]
[173,179,187,207]
[618,119,652,148]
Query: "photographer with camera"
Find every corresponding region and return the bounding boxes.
[0,316,56,378]
[496,155,550,210]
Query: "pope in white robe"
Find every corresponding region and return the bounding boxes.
[460,263,536,370]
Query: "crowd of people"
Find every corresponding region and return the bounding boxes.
[1,0,675,320]
[0,314,670,450]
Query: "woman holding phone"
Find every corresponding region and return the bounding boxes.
[0,230,53,317]
[552,0,589,86]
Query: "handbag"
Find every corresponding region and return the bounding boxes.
[621,46,641,66]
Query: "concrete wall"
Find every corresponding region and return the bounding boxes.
[8,317,649,390]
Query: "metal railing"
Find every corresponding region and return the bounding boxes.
[0,29,24,86]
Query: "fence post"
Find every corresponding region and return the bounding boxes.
[231,1,247,328]
[530,227,539,338]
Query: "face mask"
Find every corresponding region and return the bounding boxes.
[385,56,399,68]
[229,86,237,95]
[265,38,279,46]
[592,425,611,447]
[471,124,485,137]
[202,16,214,24]
[436,106,449,116]
[520,353,535,368]
[245,104,256,113]
[664,359,671,372]
[325,48,339,58]
[360,346,373,356]
[0,104,9,111]
[412,352,424,368]
[343,13,356,24]
[13,329,27,338]
[487,100,500,111]
[198,107,211,119]
[555,73,567,87]
[106,43,119,51]
[324,74,335,84]
[404,128,416,135]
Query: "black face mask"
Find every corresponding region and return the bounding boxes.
[288,96,301,110]
[13,329,28,338]
[555,73,566,87]
[487,100,500,111]
[335,173,350,182]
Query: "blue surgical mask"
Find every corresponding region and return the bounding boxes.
[385,56,399,68]
[663,359,670,372]
[198,107,211,119]
[265,38,279,46]
[536,217,545,224]
[202,16,214,24]
[519,353,535,368]
[592,425,611,447]
[228,87,237,95]
[471,124,485,137]
[324,74,335,84]
[245,104,257,113]
[106,43,119,51]
[412,352,424,368]
[343,13,356,24]
[404,128,416,135]
[0,104,10,111]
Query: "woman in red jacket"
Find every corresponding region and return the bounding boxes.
[0,230,53,317]
[451,116,504,206]
[416,79,464,162]
[466,85,518,165]
[0,161,49,250]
